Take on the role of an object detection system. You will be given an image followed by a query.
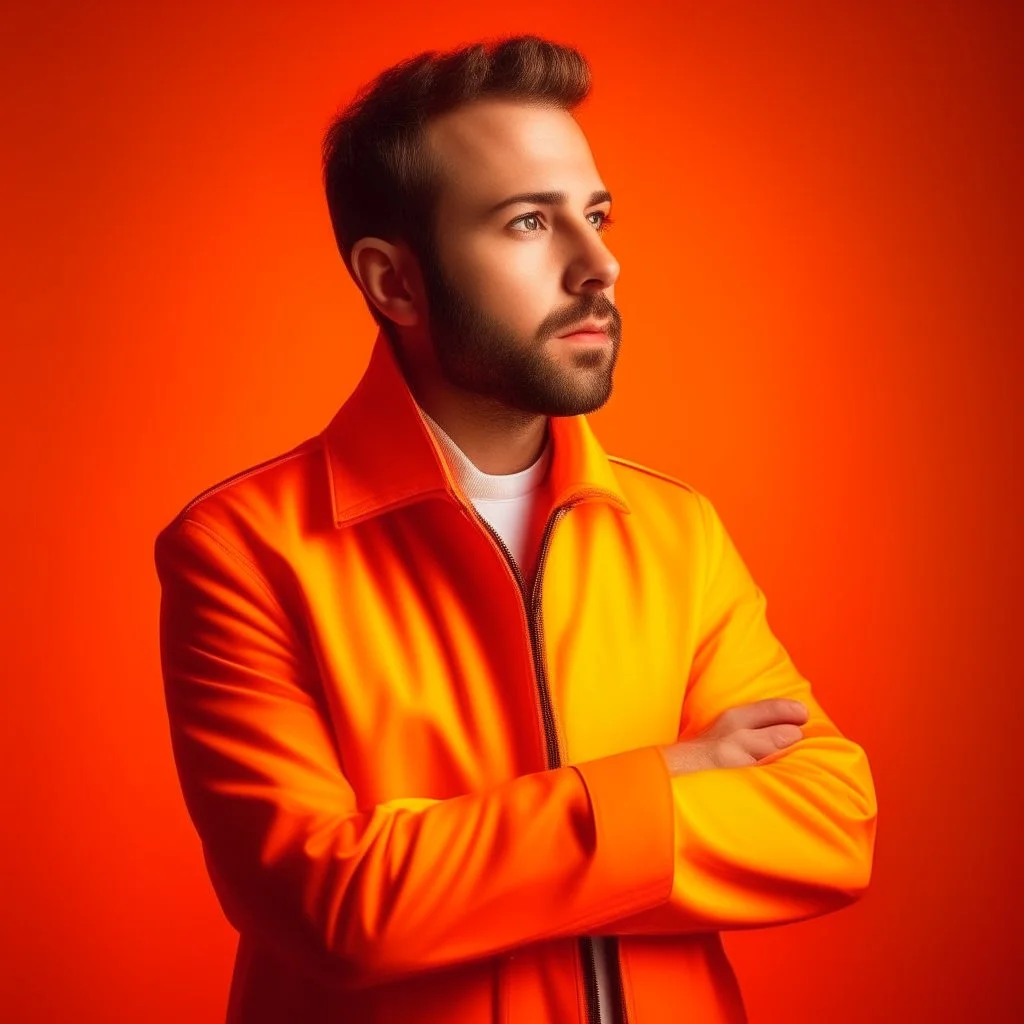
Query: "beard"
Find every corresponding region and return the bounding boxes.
[415,235,622,417]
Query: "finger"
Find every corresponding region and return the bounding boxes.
[720,698,808,733]
[738,724,804,762]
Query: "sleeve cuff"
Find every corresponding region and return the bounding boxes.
[572,745,676,913]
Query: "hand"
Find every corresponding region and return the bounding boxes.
[658,698,809,776]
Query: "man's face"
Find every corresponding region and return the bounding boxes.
[415,98,622,416]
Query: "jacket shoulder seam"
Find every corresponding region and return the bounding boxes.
[171,438,316,523]
[175,516,283,610]
[607,454,698,494]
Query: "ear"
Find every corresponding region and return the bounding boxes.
[350,237,424,329]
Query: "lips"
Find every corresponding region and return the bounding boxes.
[558,319,610,338]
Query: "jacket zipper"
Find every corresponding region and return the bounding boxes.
[459,495,628,1024]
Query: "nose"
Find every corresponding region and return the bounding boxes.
[563,218,620,296]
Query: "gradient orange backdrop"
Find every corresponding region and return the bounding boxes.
[3,2,1021,1021]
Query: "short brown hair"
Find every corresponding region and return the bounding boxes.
[321,33,592,339]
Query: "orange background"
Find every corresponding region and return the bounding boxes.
[3,2,1021,1021]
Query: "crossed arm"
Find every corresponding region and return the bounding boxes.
[154,495,876,991]
[591,491,877,935]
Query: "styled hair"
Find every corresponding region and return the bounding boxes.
[321,34,592,339]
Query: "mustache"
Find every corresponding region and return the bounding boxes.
[548,300,620,338]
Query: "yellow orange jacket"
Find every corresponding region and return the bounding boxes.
[154,328,877,1024]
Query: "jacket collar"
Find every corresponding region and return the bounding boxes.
[321,328,632,529]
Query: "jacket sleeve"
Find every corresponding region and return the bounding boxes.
[588,491,878,937]
[155,515,676,991]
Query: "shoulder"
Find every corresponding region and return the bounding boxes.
[606,453,700,496]
[605,453,714,540]
[157,435,323,542]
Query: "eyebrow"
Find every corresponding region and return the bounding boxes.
[487,189,613,216]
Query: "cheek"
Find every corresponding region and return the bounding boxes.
[459,241,558,325]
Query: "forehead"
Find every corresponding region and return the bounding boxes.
[425,98,602,214]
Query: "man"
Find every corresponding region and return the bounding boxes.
[155,33,877,1024]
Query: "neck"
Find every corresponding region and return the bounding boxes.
[388,329,549,474]
[394,357,546,476]
[416,382,549,475]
